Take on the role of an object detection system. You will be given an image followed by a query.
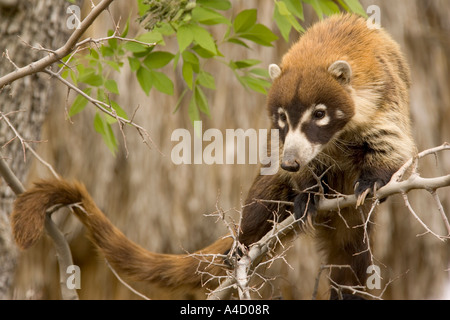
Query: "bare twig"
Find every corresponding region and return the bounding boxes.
[1,111,60,178]
[104,259,150,300]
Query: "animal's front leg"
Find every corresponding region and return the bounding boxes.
[293,174,328,225]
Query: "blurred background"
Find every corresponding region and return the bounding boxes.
[1,0,449,299]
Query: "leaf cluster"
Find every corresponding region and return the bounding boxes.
[60,0,366,154]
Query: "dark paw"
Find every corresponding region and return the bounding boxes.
[294,192,317,221]
[354,177,387,207]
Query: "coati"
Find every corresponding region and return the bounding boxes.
[10,14,415,299]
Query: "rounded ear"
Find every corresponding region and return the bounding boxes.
[328,60,352,85]
[268,64,282,81]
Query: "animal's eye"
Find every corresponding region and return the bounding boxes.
[279,112,287,122]
[313,110,326,120]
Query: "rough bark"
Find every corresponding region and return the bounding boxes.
[0,0,72,299]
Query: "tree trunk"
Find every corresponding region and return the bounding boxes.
[0,0,72,299]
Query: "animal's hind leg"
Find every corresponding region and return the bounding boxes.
[315,209,372,300]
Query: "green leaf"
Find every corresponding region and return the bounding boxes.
[234,9,257,33]
[227,37,250,48]
[100,44,115,56]
[276,1,291,15]
[111,100,128,120]
[275,1,305,35]
[195,86,210,116]
[61,69,69,79]
[123,42,149,53]
[320,0,341,16]
[191,7,230,25]
[239,24,278,46]
[137,0,150,16]
[151,70,174,95]
[233,59,261,69]
[76,63,85,75]
[191,44,217,58]
[94,113,118,154]
[94,112,105,134]
[191,25,217,54]
[106,100,129,124]
[188,94,200,123]
[197,70,216,89]
[196,0,231,10]
[132,47,153,58]
[120,18,130,38]
[182,51,200,70]
[105,79,119,94]
[136,30,164,45]
[136,67,153,95]
[274,3,292,42]
[241,76,271,94]
[89,48,99,60]
[249,68,270,78]
[70,69,78,86]
[341,0,367,16]
[97,87,106,102]
[69,88,91,117]
[78,71,103,86]
[284,0,304,20]
[173,88,188,114]
[105,60,121,72]
[108,37,118,50]
[143,51,175,69]
[182,62,194,89]
[305,0,324,19]
[128,57,141,71]
[177,24,194,52]
[153,23,176,36]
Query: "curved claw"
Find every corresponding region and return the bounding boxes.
[356,188,371,207]
[354,179,383,208]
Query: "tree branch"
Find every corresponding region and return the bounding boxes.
[0,0,115,90]
[207,143,450,300]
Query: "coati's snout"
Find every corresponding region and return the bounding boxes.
[281,151,300,172]
[280,124,324,173]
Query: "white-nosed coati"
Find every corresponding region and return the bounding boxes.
[10,14,415,299]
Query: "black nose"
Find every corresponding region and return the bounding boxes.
[281,159,300,172]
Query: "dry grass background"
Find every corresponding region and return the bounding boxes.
[11,0,450,299]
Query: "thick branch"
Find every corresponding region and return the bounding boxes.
[0,0,114,90]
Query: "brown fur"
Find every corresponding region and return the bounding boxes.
[239,14,415,298]
[11,179,232,292]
